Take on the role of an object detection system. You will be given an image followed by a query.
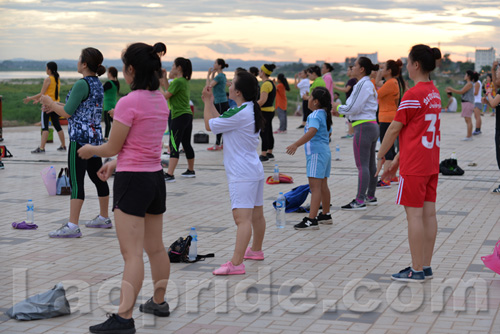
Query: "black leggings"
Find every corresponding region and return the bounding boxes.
[41,111,62,132]
[260,111,275,152]
[169,113,194,159]
[68,142,109,200]
[379,122,397,160]
[103,110,113,139]
[214,101,229,145]
[302,100,312,122]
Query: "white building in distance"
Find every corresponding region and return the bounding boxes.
[358,52,378,65]
[475,47,496,72]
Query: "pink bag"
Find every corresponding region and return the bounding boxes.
[481,240,500,275]
[41,166,57,196]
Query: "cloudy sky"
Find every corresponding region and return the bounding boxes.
[1,0,499,63]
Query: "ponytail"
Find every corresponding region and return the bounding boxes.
[234,71,265,132]
[311,87,333,131]
[46,61,59,100]
[358,57,378,75]
[174,57,192,80]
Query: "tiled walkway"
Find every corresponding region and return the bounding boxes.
[0,112,499,333]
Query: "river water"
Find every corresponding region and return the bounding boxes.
[0,71,233,81]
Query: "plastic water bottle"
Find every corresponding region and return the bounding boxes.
[26,200,34,223]
[335,144,340,161]
[276,192,286,228]
[188,227,198,261]
[451,152,457,162]
[273,164,279,182]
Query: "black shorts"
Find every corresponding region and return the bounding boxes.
[113,170,166,217]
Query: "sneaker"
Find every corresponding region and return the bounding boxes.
[461,137,473,141]
[297,125,305,129]
[244,247,264,260]
[48,223,82,238]
[85,215,112,228]
[164,172,175,182]
[423,267,433,279]
[89,313,135,334]
[259,155,269,162]
[492,185,500,193]
[181,169,196,178]
[377,180,391,188]
[57,146,67,151]
[31,147,45,154]
[207,145,222,151]
[391,267,425,282]
[294,217,319,230]
[0,161,4,169]
[139,297,170,317]
[316,212,332,225]
[472,130,482,135]
[391,176,399,184]
[341,199,366,211]
[341,134,354,139]
[274,130,286,134]
[266,153,275,161]
[366,197,378,206]
[213,261,245,275]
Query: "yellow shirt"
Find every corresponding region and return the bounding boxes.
[261,81,275,112]
[46,76,60,102]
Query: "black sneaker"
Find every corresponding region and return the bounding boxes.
[297,125,305,129]
[259,155,269,162]
[366,197,378,206]
[89,313,136,334]
[57,146,67,151]
[316,212,332,225]
[0,161,4,169]
[31,147,45,154]
[266,153,275,161]
[164,172,175,183]
[341,199,366,211]
[294,217,319,230]
[139,297,170,317]
[181,169,196,178]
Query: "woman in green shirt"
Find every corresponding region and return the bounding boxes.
[306,65,326,98]
[162,57,195,182]
[102,66,120,141]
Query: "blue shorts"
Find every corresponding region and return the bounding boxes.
[306,153,331,179]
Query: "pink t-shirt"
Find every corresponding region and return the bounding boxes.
[113,90,169,172]
[323,72,334,102]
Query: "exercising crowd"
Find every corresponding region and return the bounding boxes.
[19,42,500,333]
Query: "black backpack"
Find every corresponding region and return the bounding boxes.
[439,159,464,176]
[167,235,214,263]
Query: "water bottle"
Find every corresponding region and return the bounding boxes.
[451,152,457,162]
[276,192,286,228]
[26,200,34,223]
[188,227,198,261]
[335,144,340,161]
[273,164,279,182]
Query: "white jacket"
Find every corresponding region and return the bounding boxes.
[338,76,378,122]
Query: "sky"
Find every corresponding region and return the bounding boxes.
[0,0,499,64]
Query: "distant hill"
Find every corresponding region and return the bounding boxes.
[0,58,343,74]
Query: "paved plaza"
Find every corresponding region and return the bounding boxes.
[0,112,499,334]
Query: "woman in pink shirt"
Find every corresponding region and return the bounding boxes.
[322,62,334,103]
[78,42,171,334]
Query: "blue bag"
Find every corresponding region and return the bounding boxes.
[273,184,310,213]
[56,168,71,195]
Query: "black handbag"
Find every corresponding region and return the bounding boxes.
[193,131,209,144]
